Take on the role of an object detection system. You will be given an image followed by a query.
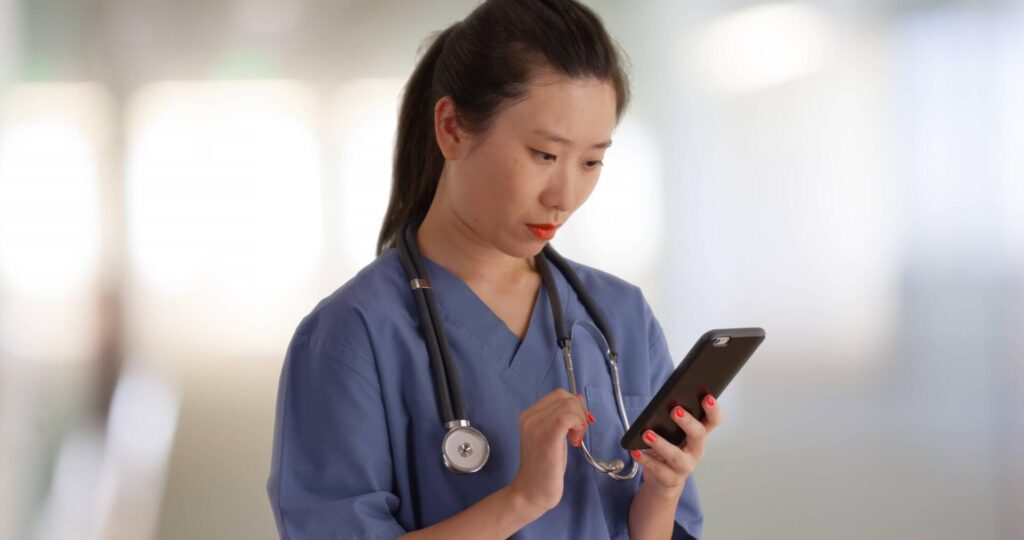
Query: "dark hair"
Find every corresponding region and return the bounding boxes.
[375,0,631,255]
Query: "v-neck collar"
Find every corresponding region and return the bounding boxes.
[416,250,572,393]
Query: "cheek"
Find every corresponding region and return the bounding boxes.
[499,159,535,202]
[451,154,531,225]
[481,155,534,211]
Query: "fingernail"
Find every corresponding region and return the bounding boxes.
[631,449,642,460]
[643,430,656,443]
[706,395,716,407]
[577,393,584,400]
[673,406,685,419]
[587,412,596,424]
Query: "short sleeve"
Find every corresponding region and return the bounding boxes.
[267,331,406,540]
[642,295,705,540]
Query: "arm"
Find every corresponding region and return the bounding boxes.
[269,333,407,539]
[627,402,715,540]
[399,486,542,540]
[627,293,708,540]
[629,483,685,540]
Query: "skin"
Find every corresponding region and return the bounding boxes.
[402,71,725,540]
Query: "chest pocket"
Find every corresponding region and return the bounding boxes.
[582,385,650,538]
[583,385,650,465]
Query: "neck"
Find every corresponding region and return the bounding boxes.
[416,175,536,287]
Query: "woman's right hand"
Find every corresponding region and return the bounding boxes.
[508,388,594,517]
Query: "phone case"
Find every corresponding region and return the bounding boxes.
[619,327,765,451]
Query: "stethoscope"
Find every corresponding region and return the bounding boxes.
[395,220,640,480]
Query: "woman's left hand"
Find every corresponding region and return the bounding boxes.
[630,394,723,499]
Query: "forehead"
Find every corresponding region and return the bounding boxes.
[494,73,618,145]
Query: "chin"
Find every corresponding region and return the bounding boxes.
[499,237,545,260]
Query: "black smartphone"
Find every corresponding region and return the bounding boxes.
[620,327,765,451]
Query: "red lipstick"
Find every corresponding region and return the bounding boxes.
[527,223,558,241]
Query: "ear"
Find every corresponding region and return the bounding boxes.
[434,95,467,160]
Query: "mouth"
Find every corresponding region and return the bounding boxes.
[526,223,560,241]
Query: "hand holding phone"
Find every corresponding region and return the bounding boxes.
[620,327,765,451]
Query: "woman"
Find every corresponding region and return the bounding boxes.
[267,1,722,538]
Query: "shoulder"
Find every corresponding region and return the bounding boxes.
[558,254,651,316]
[289,248,409,356]
[557,253,664,350]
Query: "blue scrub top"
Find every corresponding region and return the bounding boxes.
[267,247,703,539]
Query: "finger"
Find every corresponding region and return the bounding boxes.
[630,449,687,490]
[520,388,574,424]
[670,405,708,459]
[647,444,696,477]
[538,396,588,446]
[521,389,594,431]
[575,393,596,425]
[642,444,694,483]
[548,393,591,446]
[701,394,724,433]
[519,389,579,438]
[642,428,694,477]
[522,391,593,447]
[519,392,573,449]
[550,409,588,447]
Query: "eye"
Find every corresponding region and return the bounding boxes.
[531,148,557,162]
[585,160,604,169]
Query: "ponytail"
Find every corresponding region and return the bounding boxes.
[376,25,459,255]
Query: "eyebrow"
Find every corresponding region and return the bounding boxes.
[531,128,612,149]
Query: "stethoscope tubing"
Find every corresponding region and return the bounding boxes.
[396,219,636,479]
[397,222,467,424]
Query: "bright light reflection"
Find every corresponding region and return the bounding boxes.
[127,80,322,294]
[331,78,404,272]
[690,2,835,93]
[0,83,108,296]
[125,80,323,358]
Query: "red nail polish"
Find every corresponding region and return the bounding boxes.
[673,406,685,419]
[706,395,716,407]
[643,430,656,443]
[587,412,596,424]
[631,449,642,460]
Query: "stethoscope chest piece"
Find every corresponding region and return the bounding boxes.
[441,420,490,474]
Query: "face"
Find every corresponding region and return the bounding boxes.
[435,72,618,259]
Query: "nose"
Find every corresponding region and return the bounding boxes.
[539,166,578,213]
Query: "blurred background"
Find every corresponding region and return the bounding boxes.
[1,0,1021,538]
